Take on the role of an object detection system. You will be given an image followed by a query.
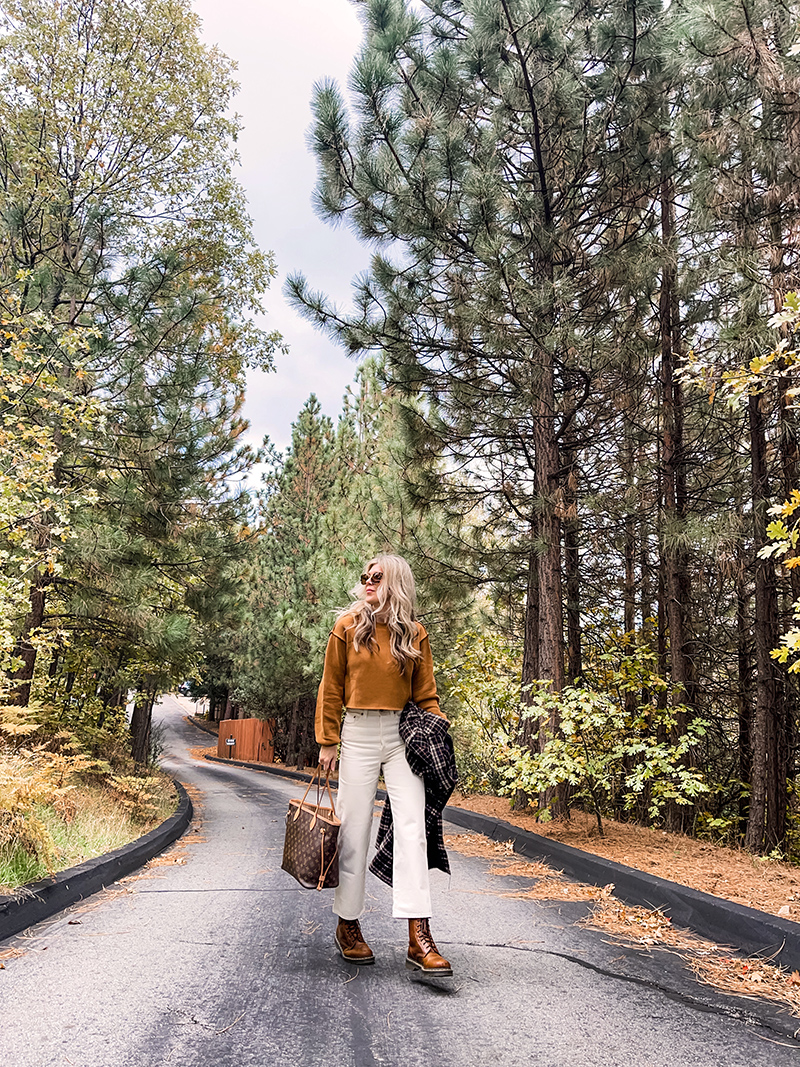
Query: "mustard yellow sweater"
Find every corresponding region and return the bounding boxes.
[315,614,444,746]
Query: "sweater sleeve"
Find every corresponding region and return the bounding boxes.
[411,631,447,721]
[315,626,348,745]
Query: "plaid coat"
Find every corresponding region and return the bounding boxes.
[369,700,458,887]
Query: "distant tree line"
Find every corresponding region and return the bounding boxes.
[214,367,474,768]
[0,0,279,763]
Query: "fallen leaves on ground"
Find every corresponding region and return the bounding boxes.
[146,854,188,867]
[580,898,715,951]
[188,744,217,761]
[447,793,800,920]
[446,829,800,1017]
[687,954,800,1015]
[445,833,604,901]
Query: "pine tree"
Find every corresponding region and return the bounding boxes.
[669,0,800,851]
[0,0,280,731]
[231,397,337,766]
[289,0,671,798]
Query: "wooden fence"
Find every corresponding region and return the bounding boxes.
[217,717,275,763]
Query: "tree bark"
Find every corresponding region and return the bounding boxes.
[513,537,540,812]
[285,697,301,766]
[296,694,317,770]
[131,686,156,766]
[623,480,642,821]
[564,457,582,685]
[8,577,46,706]
[534,362,564,697]
[659,172,696,833]
[534,354,565,815]
[736,554,752,840]
[745,393,786,852]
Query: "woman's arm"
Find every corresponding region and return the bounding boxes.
[315,627,348,758]
[411,633,447,720]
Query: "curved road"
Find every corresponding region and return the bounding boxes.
[1,695,798,1066]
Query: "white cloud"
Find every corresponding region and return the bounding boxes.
[191,0,371,450]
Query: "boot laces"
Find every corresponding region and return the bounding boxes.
[340,919,363,947]
[415,919,437,955]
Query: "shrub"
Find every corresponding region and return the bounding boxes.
[501,683,709,835]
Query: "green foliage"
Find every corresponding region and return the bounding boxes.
[501,683,709,835]
[0,0,281,759]
[439,630,520,794]
[438,624,710,831]
[0,300,102,677]
[685,292,800,679]
[282,0,800,857]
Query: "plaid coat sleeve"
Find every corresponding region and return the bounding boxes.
[369,701,458,887]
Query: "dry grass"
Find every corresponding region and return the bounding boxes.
[0,777,178,894]
[445,833,604,901]
[580,897,717,950]
[689,955,800,1014]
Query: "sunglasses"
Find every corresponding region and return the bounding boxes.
[360,571,383,586]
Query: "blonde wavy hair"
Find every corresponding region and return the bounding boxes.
[337,554,423,674]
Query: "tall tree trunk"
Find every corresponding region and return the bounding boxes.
[623,474,641,821]
[736,551,752,841]
[564,456,582,685]
[778,376,799,800]
[745,394,786,852]
[285,697,301,766]
[131,685,156,766]
[513,536,540,811]
[297,694,317,770]
[534,354,565,815]
[659,172,696,833]
[534,362,564,697]
[8,577,47,706]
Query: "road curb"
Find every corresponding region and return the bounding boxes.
[205,752,330,783]
[185,714,218,739]
[203,751,800,970]
[441,806,800,971]
[0,779,193,945]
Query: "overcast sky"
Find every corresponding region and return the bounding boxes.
[190,0,370,452]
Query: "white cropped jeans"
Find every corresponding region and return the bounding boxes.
[334,709,431,920]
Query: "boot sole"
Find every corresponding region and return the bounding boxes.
[335,934,375,965]
[405,955,453,977]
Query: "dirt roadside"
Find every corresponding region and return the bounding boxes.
[447,792,800,923]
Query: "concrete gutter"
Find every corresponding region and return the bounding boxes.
[0,780,193,945]
[185,714,218,739]
[205,752,800,971]
[442,805,800,971]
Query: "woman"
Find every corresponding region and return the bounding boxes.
[316,554,453,976]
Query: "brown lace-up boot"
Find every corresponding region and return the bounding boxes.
[406,918,453,976]
[335,918,375,964]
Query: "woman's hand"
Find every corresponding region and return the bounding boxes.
[318,744,338,773]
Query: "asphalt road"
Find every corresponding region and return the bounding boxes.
[1,695,799,1067]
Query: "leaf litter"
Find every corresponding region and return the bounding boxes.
[445,831,800,1018]
[447,794,800,919]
